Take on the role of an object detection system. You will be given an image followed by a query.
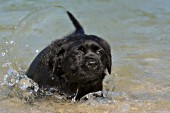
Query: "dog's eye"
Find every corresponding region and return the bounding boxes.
[96,50,104,55]
[78,46,85,52]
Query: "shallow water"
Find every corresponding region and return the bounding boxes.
[0,0,170,112]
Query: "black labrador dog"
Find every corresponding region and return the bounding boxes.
[26,11,112,100]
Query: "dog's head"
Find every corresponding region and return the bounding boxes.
[49,34,111,84]
[46,11,111,86]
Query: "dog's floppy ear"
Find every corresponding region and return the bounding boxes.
[106,52,112,74]
[67,11,85,34]
[100,40,112,74]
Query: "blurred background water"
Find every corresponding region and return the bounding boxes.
[0,0,170,112]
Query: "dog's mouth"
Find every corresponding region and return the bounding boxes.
[83,58,100,71]
[85,61,98,70]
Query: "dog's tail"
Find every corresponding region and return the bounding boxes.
[67,11,85,34]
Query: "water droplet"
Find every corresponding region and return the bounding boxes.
[10,40,15,44]
[36,50,39,53]
[1,52,5,56]
[25,45,29,47]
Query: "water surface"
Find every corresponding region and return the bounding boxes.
[0,0,170,112]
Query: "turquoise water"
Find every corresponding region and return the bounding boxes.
[0,0,170,112]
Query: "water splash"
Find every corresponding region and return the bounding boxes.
[0,63,70,103]
[0,63,129,104]
[80,91,129,105]
[72,89,79,102]
[1,63,39,102]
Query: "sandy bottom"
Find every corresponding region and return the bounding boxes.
[0,96,170,113]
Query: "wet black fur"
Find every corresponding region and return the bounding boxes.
[26,11,112,100]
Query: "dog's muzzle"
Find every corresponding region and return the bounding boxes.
[84,56,99,70]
